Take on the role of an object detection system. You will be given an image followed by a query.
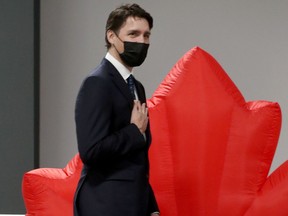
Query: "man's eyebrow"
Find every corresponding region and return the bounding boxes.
[127,29,151,35]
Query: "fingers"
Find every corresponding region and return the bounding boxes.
[130,101,149,134]
[141,103,148,115]
[133,100,148,114]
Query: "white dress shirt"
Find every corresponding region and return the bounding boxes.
[105,52,139,100]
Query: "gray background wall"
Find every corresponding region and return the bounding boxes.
[40,0,288,173]
[0,0,37,213]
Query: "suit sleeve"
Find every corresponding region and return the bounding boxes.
[75,76,146,166]
[148,184,160,214]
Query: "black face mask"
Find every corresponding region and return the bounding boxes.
[114,35,150,67]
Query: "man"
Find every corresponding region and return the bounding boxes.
[74,4,160,216]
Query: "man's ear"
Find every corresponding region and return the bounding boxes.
[107,30,116,45]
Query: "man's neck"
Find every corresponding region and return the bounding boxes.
[108,47,132,72]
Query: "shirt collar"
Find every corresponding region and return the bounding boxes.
[105,52,133,81]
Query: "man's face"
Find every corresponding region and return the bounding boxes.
[111,16,151,53]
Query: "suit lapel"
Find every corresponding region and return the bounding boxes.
[134,78,152,146]
[134,80,145,104]
[102,59,151,145]
[104,59,134,107]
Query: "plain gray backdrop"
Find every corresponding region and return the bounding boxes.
[0,0,35,213]
[40,0,288,174]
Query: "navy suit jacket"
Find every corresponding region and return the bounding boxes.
[74,58,159,216]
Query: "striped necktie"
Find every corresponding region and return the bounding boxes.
[127,75,136,99]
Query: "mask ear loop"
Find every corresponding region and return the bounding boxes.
[115,32,124,43]
[112,32,124,55]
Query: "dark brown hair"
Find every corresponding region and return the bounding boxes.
[105,3,153,49]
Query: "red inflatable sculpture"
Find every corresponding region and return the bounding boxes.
[22,154,83,215]
[22,47,288,215]
[148,47,288,216]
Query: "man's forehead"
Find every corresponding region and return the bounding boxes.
[120,16,150,30]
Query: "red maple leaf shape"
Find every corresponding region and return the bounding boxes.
[148,47,288,216]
